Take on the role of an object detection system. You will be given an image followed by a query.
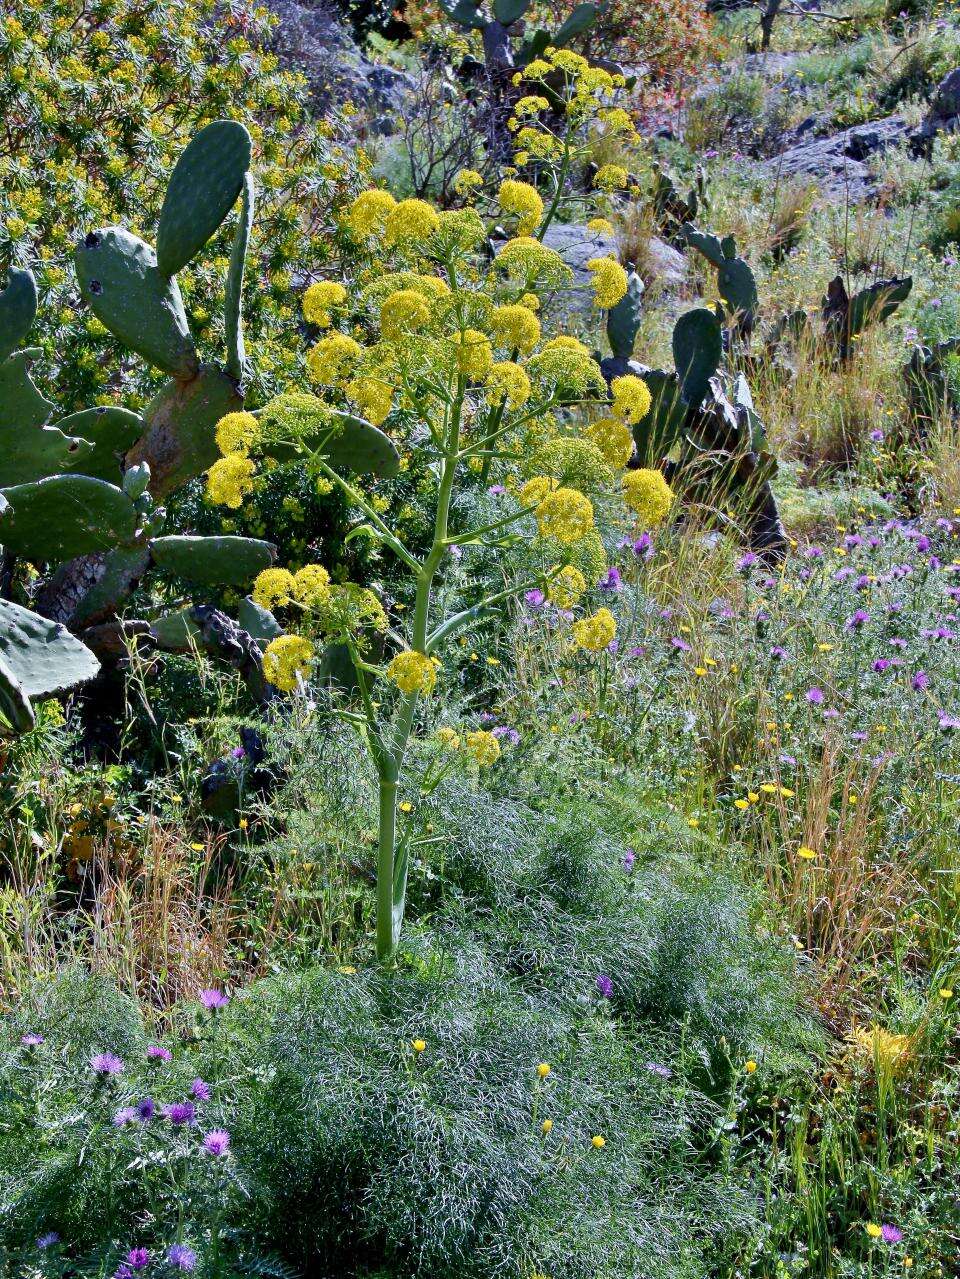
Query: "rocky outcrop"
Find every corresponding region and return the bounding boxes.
[266,0,413,131]
[764,115,910,203]
[915,67,960,154]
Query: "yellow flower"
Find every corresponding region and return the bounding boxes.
[263,635,314,692]
[611,374,652,425]
[865,1223,883,1240]
[591,1134,606,1148]
[206,453,256,508]
[593,164,629,192]
[939,988,953,1000]
[252,567,296,610]
[465,730,501,767]
[498,178,544,236]
[435,726,462,752]
[343,188,396,238]
[412,1038,426,1052]
[622,468,674,525]
[535,487,595,544]
[571,607,616,652]
[452,168,483,194]
[586,257,628,309]
[303,280,347,327]
[306,333,361,384]
[387,649,438,695]
[485,361,531,409]
[346,376,393,425]
[380,288,431,341]
[214,411,259,456]
[292,563,332,607]
[385,197,440,245]
[541,1118,553,1133]
[734,798,749,811]
[548,564,587,609]
[490,303,541,353]
[851,1024,911,1074]
[537,1062,551,1078]
[455,328,494,380]
[584,417,634,469]
[587,217,615,236]
[797,846,817,861]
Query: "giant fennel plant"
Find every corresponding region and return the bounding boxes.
[203,49,673,960]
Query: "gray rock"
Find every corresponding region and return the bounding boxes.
[916,67,960,152]
[765,115,910,202]
[266,0,413,125]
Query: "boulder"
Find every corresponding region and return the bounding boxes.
[915,67,960,154]
[764,115,911,203]
[266,0,413,127]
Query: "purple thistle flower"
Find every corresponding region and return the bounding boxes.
[631,532,654,559]
[91,1052,124,1076]
[125,1249,150,1272]
[165,1101,197,1126]
[524,588,545,611]
[806,687,824,705]
[770,645,789,661]
[199,988,229,1011]
[737,552,758,571]
[670,637,691,653]
[136,1097,156,1122]
[912,670,929,691]
[643,1062,672,1078]
[230,745,246,759]
[872,659,891,673]
[168,1245,197,1272]
[203,1128,231,1156]
[20,1033,44,1048]
[37,1233,60,1249]
[596,974,613,999]
[190,1078,211,1101]
[845,609,870,630]
[869,429,883,443]
[623,849,635,871]
[113,1107,138,1127]
[881,1224,902,1244]
[492,726,520,746]
[938,713,960,732]
[146,1045,172,1063]
[598,567,623,592]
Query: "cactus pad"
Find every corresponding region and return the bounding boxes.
[0,268,38,365]
[128,364,243,497]
[606,267,644,360]
[0,596,100,701]
[156,120,252,277]
[75,227,198,379]
[0,475,138,564]
[0,652,34,733]
[673,308,723,407]
[0,348,100,486]
[56,407,145,484]
[149,535,276,586]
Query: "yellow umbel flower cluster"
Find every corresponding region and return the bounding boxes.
[485,362,531,409]
[306,333,362,385]
[584,417,635,469]
[586,257,628,309]
[385,197,440,246]
[214,411,259,457]
[206,453,255,509]
[535,487,595,545]
[343,188,396,238]
[572,607,617,652]
[498,179,544,236]
[252,564,332,611]
[593,165,629,192]
[380,289,431,341]
[303,280,347,328]
[548,564,587,609]
[490,304,541,353]
[465,730,501,767]
[387,649,439,695]
[455,329,494,380]
[611,375,653,425]
[622,468,675,526]
[263,635,314,692]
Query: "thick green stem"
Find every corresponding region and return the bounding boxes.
[376,768,399,961]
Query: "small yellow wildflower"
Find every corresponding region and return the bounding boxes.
[571,607,616,652]
[584,417,634,469]
[386,649,438,696]
[593,164,629,191]
[591,1134,606,1148]
[385,197,440,245]
[465,730,501,767]
[412,1038,426,1052]
[537,1062,551,1078]
[745,1060,757,1073]
[292,564,332,607]
[262,635,314,692]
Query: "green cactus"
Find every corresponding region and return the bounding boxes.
[75,227,199,379]
[672,307,723,407]
[0,475,139,564]
[156,120,252,278]
[0,267,38,364]
[56,407,145,484]
[0,597,100,734]
[632,369,686,465]
[823,274,912,362]
[683,225,759,337]
[238,595,283,645]
[650,164,705,246]
[440,0,601,66]
[0,347,100,486]
[606,266,644,362]
[149,535,276,586]
[225,172,255,382]
[259,395,401,479]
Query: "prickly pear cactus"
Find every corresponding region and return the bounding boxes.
[156,120,252,278]
[149,535,276,587]
[55,407,145,484]
[0,597,100,733]
[0,475,139,564]
[75,227,199,379]
[0,267,39,365]
[683,226,759,336]
[672,307,723,407]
